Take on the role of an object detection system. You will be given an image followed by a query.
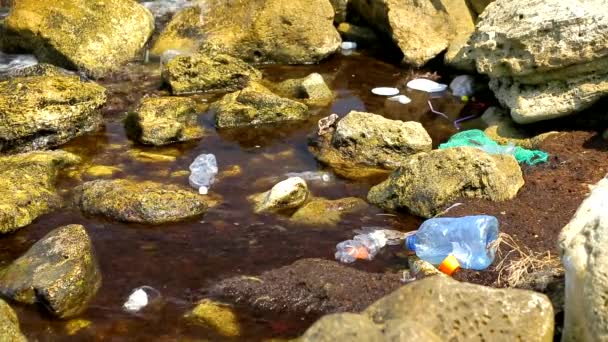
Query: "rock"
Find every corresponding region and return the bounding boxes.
[0,299,26,342]
[329,0,349,23]
[0,150,81,234]
[2,0,154,77]
[126,96,203,146]
[482,107,557,149]
[408,256,441,279]
[152,0,341,64]
[364,276,554,341]
[0,75,106,153]
[337,23,379,47]
[558,177,608,341]
[367,147,524,218]
[0,62,75,81]
[249,177,309,214]
[470,0,494,15]
[269,73,334,106]
[162,52,262,95]
[349,0,475,67]
[0,224,102,318]
[211,258,402,316]
[186,299,241,337]
[309,111,432,179]
[84,165,122,178]
[382,319,443,341]
[299,313,384,342]
[290,197,368,226]
[75,179,208,224]
[213,82,309,128]
[468,0,608,123]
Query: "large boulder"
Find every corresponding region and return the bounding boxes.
[213,82,309,128]
[349,0,475,67]
[309,111,432,179]
[2,0,154,77]
[126,96,203,146]
[559,177,608,341]
[162,52,262,95]
[0,75,106,153]
[468,0,608,123]
[0,299,26,342]
[0,224,101,318]
[367,147,524,218]
[0,150,81,234]
[151,0,341,64]
[75,179,208,224]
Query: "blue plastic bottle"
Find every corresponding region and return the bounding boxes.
[405,215,499,270]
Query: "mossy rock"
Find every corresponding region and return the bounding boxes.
[126,96,204,146]
[162,52,262,95]
[186,299,241,337]
[291,197,368,226]
[0,299,26,342]
[213,82,309,128]
[267,73,335,107]
[0,75,106,153]
[0,224,101,318]
[2,0,154,77]
[0,150,81,234]
[75,179,208,224]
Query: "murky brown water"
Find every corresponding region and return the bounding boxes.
[0,52,486,341]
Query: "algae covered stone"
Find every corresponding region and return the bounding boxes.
[269,73,335,106]
[249,177,309,214]
[2,0,155,77]
[0,150,81,234]
[368,147,524,218]
[0,299,27,342]
[291,197,368,226]
[76,179,208,224]
[0,75,106,153]
[162,52,262,95]
[0,224,102,318]
[152,0,340,64]
[186,299,241,337]
[127,96,203,146]
[213,82,309,128]
[309,111,432,179]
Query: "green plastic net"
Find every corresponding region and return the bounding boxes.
[438,129,549,166]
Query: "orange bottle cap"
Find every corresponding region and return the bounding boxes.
[438,254,461,276]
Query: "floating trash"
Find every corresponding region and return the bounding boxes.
[388,94,412,104]
[449,75,476,97]
[285,171,333,182]
[123,286,161,313]
[341,41,357,50]
[406,78,448,93]
[371,87,399,96]
[189,154,218,194]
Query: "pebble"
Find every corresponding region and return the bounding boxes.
[406,78,447,93]
[371,87,400,96]
[388,95,412,104]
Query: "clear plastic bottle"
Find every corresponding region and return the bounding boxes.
[405,215,499,270]
[335,231,388,263]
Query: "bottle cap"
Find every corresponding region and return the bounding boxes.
[438,254,461,276]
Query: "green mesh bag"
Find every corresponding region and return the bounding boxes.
[438,129,549,166]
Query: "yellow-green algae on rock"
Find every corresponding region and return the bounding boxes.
[291,197,368,226]
[2,0,155,77]
[0,150,81,234]
[0,74,106,153]
[0,299,27,342]
[186,299,241,337]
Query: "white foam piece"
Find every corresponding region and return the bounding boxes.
[123,289,148,313]
[388,95,412,104]
[341,41,357,50]
[406,78,448,93]
[371,87,400,96]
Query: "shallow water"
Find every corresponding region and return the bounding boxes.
[0,52,485,341]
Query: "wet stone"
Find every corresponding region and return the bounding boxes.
[290,197,368,226]
[249,177,309,214]
[269,73,335,106]
[0,224,102,318]
[185,299,241,337]
[75,179,208,224]
[0,299,27,342]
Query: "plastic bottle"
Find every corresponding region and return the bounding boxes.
[188,153,218,193]
[335,230,388,263]
[405,215,499,270]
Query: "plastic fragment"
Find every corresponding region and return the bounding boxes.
[335,228,409,263]
[388,95,412,104]
[341,41,357,50]
[407,78,448,93]
[449,75,476,97]
[371,87,400,96]
[123,286,161,313]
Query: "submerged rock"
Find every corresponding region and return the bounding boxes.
[211,258,401,316]
[309,111,432,179]
[0,75,106,153]
[249,177,309,214]
[126,96,203,146]
[213,82,309,128]
[186,299,241,337]
[0,224,101,318]
[0,150,81,234]
[75,179,208,224]
[0,299,26,342]
[162,52,262,95]
[368,147,524,218]
[468,0,608,123]
[269,73,334,107]
[349,0,475,68]
[2,0,154,78]
[559,177,608,341]
[152,0,340,64]
[290,197,368,226]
